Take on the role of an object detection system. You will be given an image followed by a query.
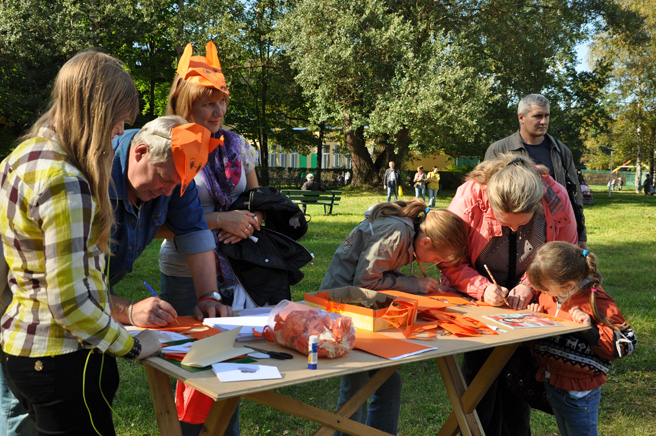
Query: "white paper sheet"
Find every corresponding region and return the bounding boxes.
[211,362,282,382]
[203,316,268,341]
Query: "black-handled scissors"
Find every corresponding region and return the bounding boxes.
[246,345,293,360]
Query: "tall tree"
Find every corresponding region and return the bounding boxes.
[277,0,495,185]
[588,0,655,191]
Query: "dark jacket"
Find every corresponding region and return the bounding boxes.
[384,168,401,187]
[301,180,325,191]
[485,131,587,242]
[219,187,312,306]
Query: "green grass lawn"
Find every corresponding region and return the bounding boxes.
[112,186,656,436]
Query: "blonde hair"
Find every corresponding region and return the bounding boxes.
[468,154,548,214]
[166,74,229,121]
[22,50,138,253]
[131,115,187,164]
[527,241,627,333]
[368,199,468,266]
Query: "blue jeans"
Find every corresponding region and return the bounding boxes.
[386,185,398,202]
[0,357,37,436]
[414,186,425,201]
[427,188,438,207]
[334,370,402,436]
[160,273,241,436]
[546,382,601,436]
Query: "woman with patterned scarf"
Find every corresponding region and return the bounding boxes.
[156,42,261,436]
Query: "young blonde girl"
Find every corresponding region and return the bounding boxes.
[527,241,637,436]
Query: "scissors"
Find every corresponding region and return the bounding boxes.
[246,345,293,360]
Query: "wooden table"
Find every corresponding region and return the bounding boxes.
[144,304,587,436]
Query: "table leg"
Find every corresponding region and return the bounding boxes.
[436,343,519,436]
[145,365,182,436]
[200,397,240,436]
[244,390,393,436]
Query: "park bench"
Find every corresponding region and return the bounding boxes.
[281,189,341,215]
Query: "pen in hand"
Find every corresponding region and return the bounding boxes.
[143,281,179,325]
[483,264,511,308]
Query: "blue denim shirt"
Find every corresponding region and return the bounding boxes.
[108,129,215,286]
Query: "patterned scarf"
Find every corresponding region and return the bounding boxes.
[199,129,244,292]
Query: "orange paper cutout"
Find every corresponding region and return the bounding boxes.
[177,41,230,94]
[146,316,223,340]
[171,123,222,196]
[353,328,436,359]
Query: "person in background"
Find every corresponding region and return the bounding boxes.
[321,199,469,436]
[337,173,344,185]
[301,173,325,192]
[617,176,623,191]
[440,155,577,436]
[413,165,427,201]
[643,174,653,195]
[383,161,401,202]
[485,93,587,249]
[300,173,326,214]
[0,50,160,436]
[345,171,351,185]
[426,165,440,207]
[526,241,637,436]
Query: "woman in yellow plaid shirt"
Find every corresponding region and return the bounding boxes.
[0,51,160,435]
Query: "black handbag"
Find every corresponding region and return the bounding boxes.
[502,345,553,415]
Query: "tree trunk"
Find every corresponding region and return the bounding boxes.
[343,115,377,186]
[636,130,642,193]
[316,122,324,183]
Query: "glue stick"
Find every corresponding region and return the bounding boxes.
[308,335,319,370]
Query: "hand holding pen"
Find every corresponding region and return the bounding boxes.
[483,264,512,308]
[144,282,179,325]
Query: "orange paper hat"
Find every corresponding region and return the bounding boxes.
[171,123,223,196]
[177,41,229,95]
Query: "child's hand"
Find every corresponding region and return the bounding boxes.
[527,303,544,313]
[568,306,591,325]
[416,277,439,294]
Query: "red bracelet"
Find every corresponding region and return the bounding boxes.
[198,297,219,303]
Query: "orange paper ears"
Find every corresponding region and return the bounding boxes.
[177,41,229,95]
[171,123,223,196]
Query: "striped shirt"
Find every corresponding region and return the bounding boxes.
[0,129,133,358]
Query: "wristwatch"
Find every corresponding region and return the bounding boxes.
[198,291,222,303]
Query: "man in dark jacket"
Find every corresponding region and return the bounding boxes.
[301,173,325,192]
[485,94,587,249]
[383,161,401,202]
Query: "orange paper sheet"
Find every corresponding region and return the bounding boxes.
[354,328,436,360]
[146,316,222,340]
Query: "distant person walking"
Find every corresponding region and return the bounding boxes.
[345,171,351,185]
[383,161,401,202]
[427,166,440,207]
[413,166,427,201]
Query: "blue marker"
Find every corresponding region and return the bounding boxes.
[144,282,159,298]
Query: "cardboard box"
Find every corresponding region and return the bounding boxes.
[304,286,405,331]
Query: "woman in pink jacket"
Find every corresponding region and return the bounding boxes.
[440,155,578,436]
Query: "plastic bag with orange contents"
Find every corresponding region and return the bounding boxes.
[264,300,355,358]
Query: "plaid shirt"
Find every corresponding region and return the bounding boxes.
[0,129,133,358]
